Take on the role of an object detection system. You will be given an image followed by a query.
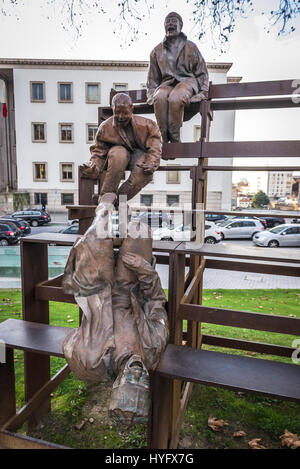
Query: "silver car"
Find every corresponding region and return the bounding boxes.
[253,224,300,248]
[218,218,265,240]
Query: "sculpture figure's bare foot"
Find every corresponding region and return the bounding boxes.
[80,164,100,179]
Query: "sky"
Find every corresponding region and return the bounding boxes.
[0,0,300,192]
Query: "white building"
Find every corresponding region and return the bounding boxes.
[267,171,293,198]
[0,58,237,213]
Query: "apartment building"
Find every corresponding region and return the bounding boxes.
[267,171,293,198]
[0,58,237,212]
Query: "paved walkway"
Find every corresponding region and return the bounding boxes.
[1,266,300,290]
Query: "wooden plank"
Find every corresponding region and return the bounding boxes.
[209,80,299,99]
[157,345,300,402]
[204,208,300,219]
[3,365,70,432]
[148,372,172,449]
[175,241,300,264]
[202,140,300,158]
[178,304,300,335]
[205,258,300,278]
[21,241,51,430]
[181,259,206,305]
[0,430,68,449]
[169,382,194,449]
[203,166,300,172]
[35,283,76,304]
[212,97,300,111]
[0,348,16,427]
[202,334,298,358]
[162,142,201,160]
[0,319,70,357]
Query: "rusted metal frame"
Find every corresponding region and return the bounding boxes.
[21,240,50,431]
[202,140,300,158]
[0,430,69,449]
[0,348,16,427]
[2,364,70,433]
[201,334,298,358]
[178,304,300,335]
[205,258,300,278]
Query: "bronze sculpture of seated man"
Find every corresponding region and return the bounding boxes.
[81,93,161,204]
[146,11,209,143]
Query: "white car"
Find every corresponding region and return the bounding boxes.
[217,218,265,240]
[252,224,300,247]
[153,222,222,244]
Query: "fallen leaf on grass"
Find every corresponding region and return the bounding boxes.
[248,438,266,449]
[74,419,88,431]
[233,431,247,438]
[280,429,300,449]
[208,416,228,432]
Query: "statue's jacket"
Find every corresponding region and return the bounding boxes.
[90,114,162,172]
[147,32,209,102]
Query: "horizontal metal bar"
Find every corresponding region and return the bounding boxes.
[205,258,300,278]
[209,80,299,99]
[211,97,300,111]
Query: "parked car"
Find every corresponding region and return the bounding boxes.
[0,216,31,236]
[218,218,265,240]
[60,224,79,235]
[252,224,300,247]
[258,216,286,229]
[205,214,228,224]
[12,209,51,227]
[232,215,266,228]
[133,211,174,229]
[0,223,21,246]
[153,221,222,244]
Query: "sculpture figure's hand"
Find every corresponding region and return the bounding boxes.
[80,158,104,179]
[190,91,208,103]
[122,252,144,270]
[136,162,156,174]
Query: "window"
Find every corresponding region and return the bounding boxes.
[34,193,48,205]
[61,193,74,205]
[285,227,299,235]
[166,169,180,184]
[140,194,153,207]
[194,125,201,141]
[32,123,46,142]
[30,82,45,102]
[86,83,100,103]
[113,83,128,92]
[167,195,179,207]
[33,163,47,181]
[86,124,98,143]
[58,82,73,102]
[60,163,74,182]
[59,123,74,143]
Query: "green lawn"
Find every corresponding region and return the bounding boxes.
[0,288,299,449]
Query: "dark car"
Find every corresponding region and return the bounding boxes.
[205,214,228,223]
[12,209,51,227]
[0,223,21,246]
[258,216,286,229]
[0,217,31,236]
[134,211,174,229]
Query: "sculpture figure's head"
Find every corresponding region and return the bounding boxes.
[112,93,133,127]
[164,12,183,38]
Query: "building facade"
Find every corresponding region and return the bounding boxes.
[267,171,293,199]
[0,58,237,213]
